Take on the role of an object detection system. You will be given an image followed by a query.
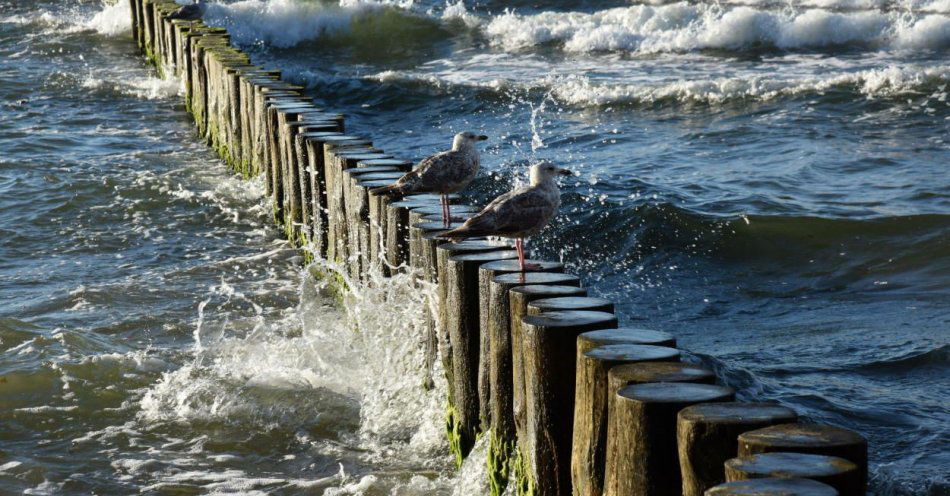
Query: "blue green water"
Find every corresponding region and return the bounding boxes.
[1,0,947,494]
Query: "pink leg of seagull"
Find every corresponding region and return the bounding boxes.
[521,238,541,271]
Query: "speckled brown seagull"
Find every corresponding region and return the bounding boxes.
[369,131,487,226]
[440,161,572,271]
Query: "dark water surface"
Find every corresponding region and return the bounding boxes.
[1,0,948,494]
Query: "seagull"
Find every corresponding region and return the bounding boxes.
[167,0,207,20]
[369,131,487,226]
[440,161,572,271]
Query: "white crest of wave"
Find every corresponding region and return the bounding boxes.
[86,0,132,36]
[81,72,183,100]
[548,65,950,105]
[204,0,408,48]
[484,2,950,53]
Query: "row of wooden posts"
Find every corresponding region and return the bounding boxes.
[129,2,871,495]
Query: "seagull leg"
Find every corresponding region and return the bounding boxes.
[521,238,541,271]
[516,239,526,271]
[446,198,452,226]
[440,194,450,228]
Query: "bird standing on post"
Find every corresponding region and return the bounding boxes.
[369,132,488,226]
[167,0,207,20]
[440,161,572,271]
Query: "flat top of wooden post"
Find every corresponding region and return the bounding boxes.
[584,344,680,363]
[508,284,586,296]
[414,205,479,216]
[580,327,675,346]
[704,478,839,496]
[300,132,345,140]
[496,272,580,286]
[739,424,867,449]
[449,250,519,263]
[608,361,713,384]
[725,452,858,478]
[358,172,406,181]
[521,310,616,329]
[414,221,466,231]
[480,259,561,273]
[359,158,412,168]
[679,402,797,424]
[529,296,613,312]
[438,240,511,254]
[618,382,734,404]
[340,152,392,161]
[343,166,399,177]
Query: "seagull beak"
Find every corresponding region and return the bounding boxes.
[557,168,573,176]
[478,135,488,141]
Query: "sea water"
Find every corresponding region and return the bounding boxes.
[0,0,947,494]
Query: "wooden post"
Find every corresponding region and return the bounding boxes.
[517,310,618,496]
[293,127,341,244]
[705,478,839,496]
[579,328,676,351]
[603,382,735,496]
[440,249,519,466]
[388,196,444,272]
[477,259,563,437]
[343,171,403,278]
[725,452,861,496]
[432,241,515,394]
[410,220,465,283]
[738,424,868,493]
[488,280,586,496]
[300,132,347,257]
[572,344,681,496]
[528,296,614,315]
[677,402,798,496]
[321,136,373,262]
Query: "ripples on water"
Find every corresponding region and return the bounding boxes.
[0,0,947,494]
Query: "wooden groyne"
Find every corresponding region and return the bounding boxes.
[128,3,871,494]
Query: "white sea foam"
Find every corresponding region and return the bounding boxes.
[81,73,183,100]
[86,0,132,36]
[203,0,385,48]
[483,3,950,53]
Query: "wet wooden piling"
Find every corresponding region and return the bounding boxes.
[725,452,861,496]
[705,478,839,496]
[738,424,868,493]
[572,344,681,496]
[439,249,518,465]
[677,402,799,496]
[603,383,735,496]
[517,310,618,496]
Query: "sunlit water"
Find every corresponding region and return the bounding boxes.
[1,0,947,494]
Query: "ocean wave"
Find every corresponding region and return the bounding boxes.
[370,64,950,106]
[0,0,130,36]
[203,0,443,49]
[483,3,950,53]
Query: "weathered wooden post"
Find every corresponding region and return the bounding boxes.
[300,131,348,256]
[677,402,799,496]
[321,136,373,262]
[572,344,682,496]
[430,241,515,393]
[293,126,342,245]
[527,296,614,315]
[737,424,868,493]
[477,260,563,434]
[410,220,465,283]
[725,452,861,496]
[342,166,402,273]
[603,382,735,496]
[517,310,618,496]
[387,196,441,271]
[579,328,677,350]
[439,249,519,466]
[705,478,839,496]
[487,279,585,495]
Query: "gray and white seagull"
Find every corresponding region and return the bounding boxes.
[369,131,487,226]
[440,161,572,271]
